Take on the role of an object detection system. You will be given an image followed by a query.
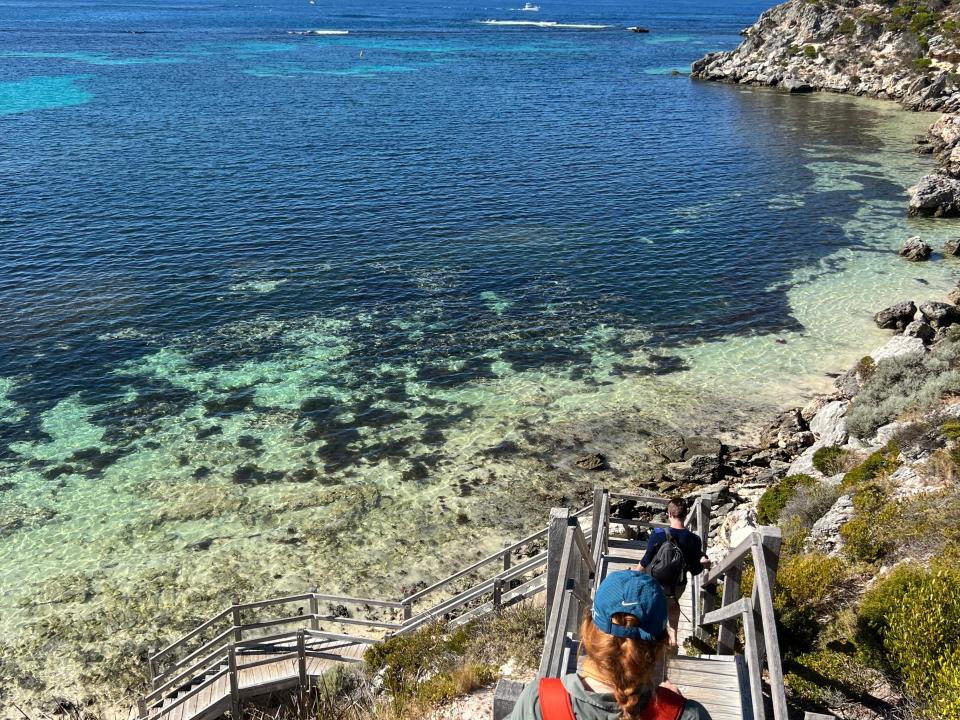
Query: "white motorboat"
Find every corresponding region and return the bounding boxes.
[522,3,540,11]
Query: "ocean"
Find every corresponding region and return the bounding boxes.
[1,0,958,708]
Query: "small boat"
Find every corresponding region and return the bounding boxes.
[522,3,540,11]
[628,26,649,33]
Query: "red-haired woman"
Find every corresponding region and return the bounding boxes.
[508,571,709,720]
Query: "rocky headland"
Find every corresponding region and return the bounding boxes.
[691,0,960,217]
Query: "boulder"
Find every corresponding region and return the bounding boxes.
[948,287,960,305]
[870,335,926,363]
[806,494,853,555]
[907,173,960,218]
[919,300,960,328]
[945,238,960,257]
[653,434,722,463]
[873,300,917,330]
[898,236,932,261]
[665,454,721,485]
[809,400,849,446]
[758,408,809,449]
[575,453,606,471]
[787,442,820,477]
[903,319,936,343]
[779,77,814,93]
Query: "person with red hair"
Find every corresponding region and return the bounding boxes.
[509,571,709,720]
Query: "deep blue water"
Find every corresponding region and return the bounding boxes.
[0,0,927,449]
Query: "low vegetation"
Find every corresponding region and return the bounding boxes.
[845,333,960,438]
[757,474,816,524]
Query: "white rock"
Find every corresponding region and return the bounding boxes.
[787,442,822,478]
[875,420,911,447]
[807,494,853,555]
[809,400,849,446]
[870,334,926,363]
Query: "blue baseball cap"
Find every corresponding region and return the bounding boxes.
[592,570,668,641]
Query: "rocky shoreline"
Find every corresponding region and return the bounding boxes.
[690,0,960,218]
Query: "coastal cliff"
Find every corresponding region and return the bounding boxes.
[692,0,960,217]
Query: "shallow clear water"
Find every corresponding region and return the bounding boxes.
[2,0,960,707]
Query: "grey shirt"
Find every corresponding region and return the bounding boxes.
[508,673,711,720]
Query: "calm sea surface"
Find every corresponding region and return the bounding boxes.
[1,0,959,707]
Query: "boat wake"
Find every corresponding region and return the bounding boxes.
[478,20,611,29]
[288,29,350,35]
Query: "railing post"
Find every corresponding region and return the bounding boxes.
[309,593,319,631]
[717,564,742,654]
[147,648,157,687]
[502,539,512,571]
[698,495,712,548]
[297,630,308,720]
[741,604,766,720]
[545,507,571,629]
[402,602,412,621]
[493,578,504,610]
[751,526,782,664]
[752,532,788,720]
[590,485,604,544]
[228,644,241,719]
[231,598,242,642]
[137,697,147,719]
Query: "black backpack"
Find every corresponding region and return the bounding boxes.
[648,529,686,597]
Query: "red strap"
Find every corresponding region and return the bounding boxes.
[538,677,576,720]
[642,685,686,720]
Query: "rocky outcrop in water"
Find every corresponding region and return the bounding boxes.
[691,0,960,216]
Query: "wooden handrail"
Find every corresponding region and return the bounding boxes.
[608,492,669,506]
[154,625,236,684]
[151,668,228,719]
[144,642,229,704]
[152,607,232,662]
[703,532,755,585]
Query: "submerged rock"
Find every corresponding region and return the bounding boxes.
[873,300,916,330]
[899,236,932,261]
[575,452,606,471]
[779,77,813,94]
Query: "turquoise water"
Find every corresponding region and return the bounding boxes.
[2,0,960,710]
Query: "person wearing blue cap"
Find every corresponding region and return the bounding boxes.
[508,571,709,720]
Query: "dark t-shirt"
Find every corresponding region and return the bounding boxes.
[640,527,705,578]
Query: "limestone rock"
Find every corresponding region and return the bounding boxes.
[870,334,926,363]
[899,236,932,261]
[665,454,721,484]
[759,408,809,449]
[779,77,813,93]
[920,300,960,328]
[948,287,960,305]
[809,400,849,446]
[807,494,853,555]
[903,319,936,343]
[575,453,606,471]
[908,174,960,218]
[873,300,917,330]
[945,238,960,257]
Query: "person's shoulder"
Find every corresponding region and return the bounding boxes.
[507,677,542,720]
[681,697,712,720]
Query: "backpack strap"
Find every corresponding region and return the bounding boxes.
[641,685,686,720]
[538,677,576,720]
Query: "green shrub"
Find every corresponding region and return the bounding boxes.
[812,446,857,475]
[841,481,896,563]
[785,648,886,707]
[856,563,926,668]
[775,552,851,652]
[840,443,900,492]
[788,44,801,56]
[757,474,816,525]
[943,419,960,440]
[882,564,960,718]
[910,10,937,33]
[846,338,960,438]
[838,17,857,33]
[803,44,818,58]
[861,12,883,27]
[856,355,876,381]
[914,57,933,71]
